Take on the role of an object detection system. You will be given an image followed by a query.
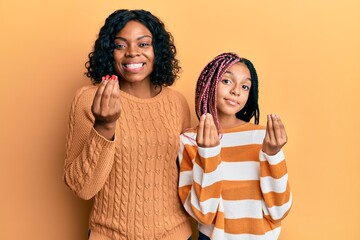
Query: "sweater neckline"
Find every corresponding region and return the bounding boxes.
[220,122,252,133]
[119,86,168,103]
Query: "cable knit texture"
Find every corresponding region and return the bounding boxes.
[64,85,192,240]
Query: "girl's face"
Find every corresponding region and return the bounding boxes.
[113,20,155,85]
[216,62,251,119]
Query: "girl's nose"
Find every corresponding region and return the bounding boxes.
[230,87,240,96]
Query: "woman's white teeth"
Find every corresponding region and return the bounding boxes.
[125,63,143,69]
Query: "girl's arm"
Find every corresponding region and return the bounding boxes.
[63,77,120,200]
[260,114,292,222]
[178,114,223,225]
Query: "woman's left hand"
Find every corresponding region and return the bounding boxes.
[262,114,288,155]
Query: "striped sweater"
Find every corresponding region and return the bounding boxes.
[178,122,292,240]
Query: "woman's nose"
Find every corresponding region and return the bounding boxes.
[125,45,140,57]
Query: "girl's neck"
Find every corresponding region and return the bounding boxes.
[218,115,247,130]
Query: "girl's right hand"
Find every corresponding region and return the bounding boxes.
[91,75,121,140]
[196,113,220,148]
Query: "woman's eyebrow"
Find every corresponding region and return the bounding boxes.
[115,35,152,41]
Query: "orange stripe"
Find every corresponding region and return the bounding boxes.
[221,180,262,200]
[180,151,194,172]
[192,180,265,201]
[194,181,222,201]
[260,160,287,178]
[221,145,261,162]
[178,185,191,204]
[194,155,221,173]
[263,183,291,207]
[191,204,217,225]
[214,217,281,234]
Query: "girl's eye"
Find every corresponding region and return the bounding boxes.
[221,79,231,84]
[242,85,250,91]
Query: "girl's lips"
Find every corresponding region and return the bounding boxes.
[224,98,239,106]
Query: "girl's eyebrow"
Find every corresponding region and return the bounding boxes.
[223,70,251,81]
[115,35,152,41]
[224,70,233,75]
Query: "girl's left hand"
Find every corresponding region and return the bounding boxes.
[262,114,288,155]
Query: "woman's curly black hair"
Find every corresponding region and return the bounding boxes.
[85,9,181,86]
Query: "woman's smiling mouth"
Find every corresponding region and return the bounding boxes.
[123,63,145,69]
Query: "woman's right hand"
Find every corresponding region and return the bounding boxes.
[196,113,220,148]
[91,75,121,140]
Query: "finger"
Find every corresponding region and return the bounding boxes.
[203,114,212,145]
[100,78,115,109]
[272,114,282,144]
[92,78,108,112]
[110,76,120,109]
[276,116,288,144]
[196,114,206,144]
[267,114,276,142]
[209,115,219,143]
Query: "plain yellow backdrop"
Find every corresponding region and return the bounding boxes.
[1,0,359,239]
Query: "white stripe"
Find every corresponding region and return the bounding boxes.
[193,161,260,188]
[178,138,185,165]
[260,174,288,193]
[183,190,218,225]
[180,132,197,145]
[193,161,222,187]
[268,192,293,220]
[210,225,281,240]
[198,145,221,158]
[179,170,192,187]
[190,187,220,214]
[259,150,285,165]
[223,199,263,219]
[222,162,259,181]
[221,130,265,147]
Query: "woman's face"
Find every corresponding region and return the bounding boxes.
[113,20,155,85]
[216,62,252,119]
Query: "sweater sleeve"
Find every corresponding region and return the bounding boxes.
[259,149,292,222]
[178,133,223,225]
[63,86,115,200]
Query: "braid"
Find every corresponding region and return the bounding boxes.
[195,52,260,130]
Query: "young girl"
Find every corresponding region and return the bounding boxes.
[64,9,193,240]
[178,52,292,240]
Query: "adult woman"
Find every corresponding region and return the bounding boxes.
[64,9,192,240]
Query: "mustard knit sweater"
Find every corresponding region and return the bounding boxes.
[64,85,192,240]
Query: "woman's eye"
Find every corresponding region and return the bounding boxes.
[139,42,151,47]
[115,43,126,49]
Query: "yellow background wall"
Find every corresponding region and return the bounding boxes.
[1,0,359,239]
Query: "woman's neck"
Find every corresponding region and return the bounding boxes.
[119,80,161,98]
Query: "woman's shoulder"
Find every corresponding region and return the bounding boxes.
[164,87,189,105]
[74,84,98,97]
[164,87,185,97]
[71,84,98,107]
